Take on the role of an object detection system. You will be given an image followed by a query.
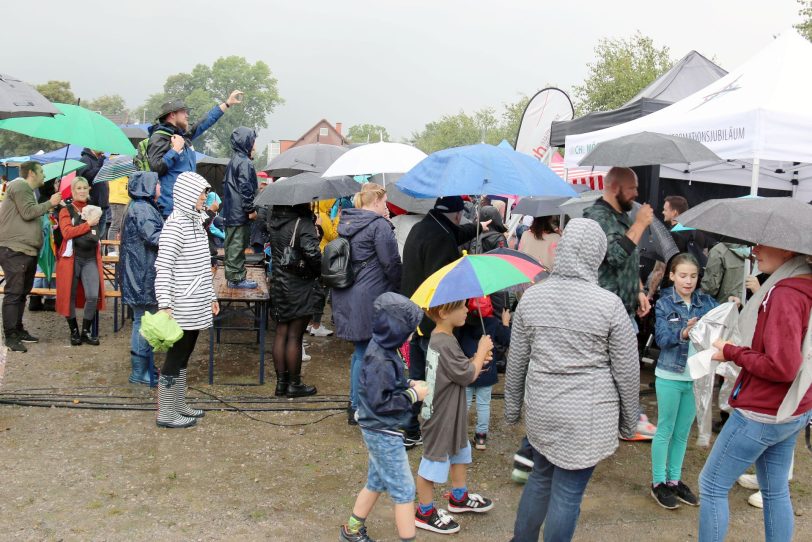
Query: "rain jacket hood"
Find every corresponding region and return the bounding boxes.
[128,171,159,201]
[371,292,422,350]
[230,126,256,157]
[552,218,607,283]
[337,207,384,238]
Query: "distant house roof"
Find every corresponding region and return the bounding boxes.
[290,119,349,147]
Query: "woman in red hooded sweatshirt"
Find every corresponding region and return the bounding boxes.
[55,177,105,346]
[698,245,812,542]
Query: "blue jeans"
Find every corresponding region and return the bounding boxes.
[512,447,595,542]
[698,409,812,542]
[131,306,157,382]
[466,385,493,435]
[361,428,415,504]
[349,340,369,411]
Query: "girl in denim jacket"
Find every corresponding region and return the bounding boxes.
[651,254,719,510]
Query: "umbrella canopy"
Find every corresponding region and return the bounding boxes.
[578,131,721,168]
[0,103,137,155]
[42,159,85,181]
[411,253,544,309]
[120,125,148,144]
[557,190,603,218]
[513,196,570,217]
[255,172,361,207]
[0,73,60,120]
[384,176,435,214]
[676,197,812,254]
[264,143,347,177]
[93,156,139,184]
[322,142,427,178]
[396,144,578,199]
[195,155,229,195]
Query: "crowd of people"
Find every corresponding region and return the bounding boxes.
[0,92,810,541]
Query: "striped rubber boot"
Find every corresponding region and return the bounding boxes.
[176,369,204,418]
[156,375,197,429]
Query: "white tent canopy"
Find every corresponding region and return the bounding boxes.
[564,31,812,200]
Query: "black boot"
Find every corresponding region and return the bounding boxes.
[67,318,81,346]
[286,374,316,398]
[81,319,100,346]
[275,372,290,397]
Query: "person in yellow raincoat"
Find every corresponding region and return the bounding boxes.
[308,198,339,337]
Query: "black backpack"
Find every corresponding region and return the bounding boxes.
[321,223,378,289]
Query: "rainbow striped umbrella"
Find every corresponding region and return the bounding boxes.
[411,253,543,309]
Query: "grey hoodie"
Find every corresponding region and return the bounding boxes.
[504,218,640,470]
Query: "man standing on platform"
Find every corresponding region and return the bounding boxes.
[222,126,259,289]
[145,90,243,218]
[583,166,657,440]
[0,161,62,352]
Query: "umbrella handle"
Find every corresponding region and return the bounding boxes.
[55,97,82,185]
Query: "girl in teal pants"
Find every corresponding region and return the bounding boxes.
[651,254,718,509]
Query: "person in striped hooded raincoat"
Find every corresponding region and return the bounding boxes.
[154,171,220,428]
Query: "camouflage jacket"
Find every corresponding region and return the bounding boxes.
[583,199,640,316]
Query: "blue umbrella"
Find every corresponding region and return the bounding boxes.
[396,143,577,198]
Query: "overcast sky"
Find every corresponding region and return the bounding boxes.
[4,0,802,150]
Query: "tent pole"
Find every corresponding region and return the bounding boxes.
[750,156,760,196]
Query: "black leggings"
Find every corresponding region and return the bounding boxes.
[161,329,200,377]
[273,316,309,375]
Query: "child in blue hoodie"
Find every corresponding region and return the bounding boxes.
[340,292,428,542]
[458,295,511,450]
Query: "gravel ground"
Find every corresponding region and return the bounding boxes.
[0,308,810,541]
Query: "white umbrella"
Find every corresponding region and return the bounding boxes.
[321,142,427,180]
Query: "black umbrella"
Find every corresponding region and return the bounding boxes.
[578,132,721,167]
[513,196,570,217]
[630,202,680,263]
[254,172,361,207]
[263,143,347,177]
[0,73,60,120]
[196,156,229,195]
[121,125,148,145]
[677,197,812,255]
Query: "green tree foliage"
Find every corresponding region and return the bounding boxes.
[347,124,390,143]
[797,0,812,41]
[131,92,168,125]
[410,96,529,154]
[138,56,283,156]
[85,94,128,117]
[572,32,673,115]
[0,81,77,156]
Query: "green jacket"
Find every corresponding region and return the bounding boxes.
[0,179,53,256]
[701,242,747,303]
[583,199,640,316]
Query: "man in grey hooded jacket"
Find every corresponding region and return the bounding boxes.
[505,218,640,542]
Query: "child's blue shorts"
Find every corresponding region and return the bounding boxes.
[417,443,473,484]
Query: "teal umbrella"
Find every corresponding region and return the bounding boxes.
[0,103,137,155]
[42,159,85,181]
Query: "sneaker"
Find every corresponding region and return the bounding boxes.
[347,406,358,426]
[301,346,312,362]
[415,507,460,534]
[650,483,679,509]
[447,491,494,513]
[339,524,376,542]
[636,414,657,438]
[310,324,334,337]
[511,465,531,484]
[16,329,39,343]
[404,431,423,450]
[474,433,487,450]
[672,481,699,506]
[748,490,763,509]
[5,332,27,353]
[737,473,760,490]
[227,279,258,289]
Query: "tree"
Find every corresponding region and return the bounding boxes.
[136,56,283,156]
[797,1,812,41]
[347,124,390,144]
[131,92,167,124]
[409,96,529,154]
[572,32,673,115]
[85,94,128,117]
[0,81,77,156]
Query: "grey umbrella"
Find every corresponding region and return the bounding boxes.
[513,196,570,217]
[676,197,812,255]
[383,175,435,214]
[121,125,148,144]
[255,172,361,207]
[630,202,680,263]
[263,143,347,177]
[578,132,721,167]
[0,73,60,120]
